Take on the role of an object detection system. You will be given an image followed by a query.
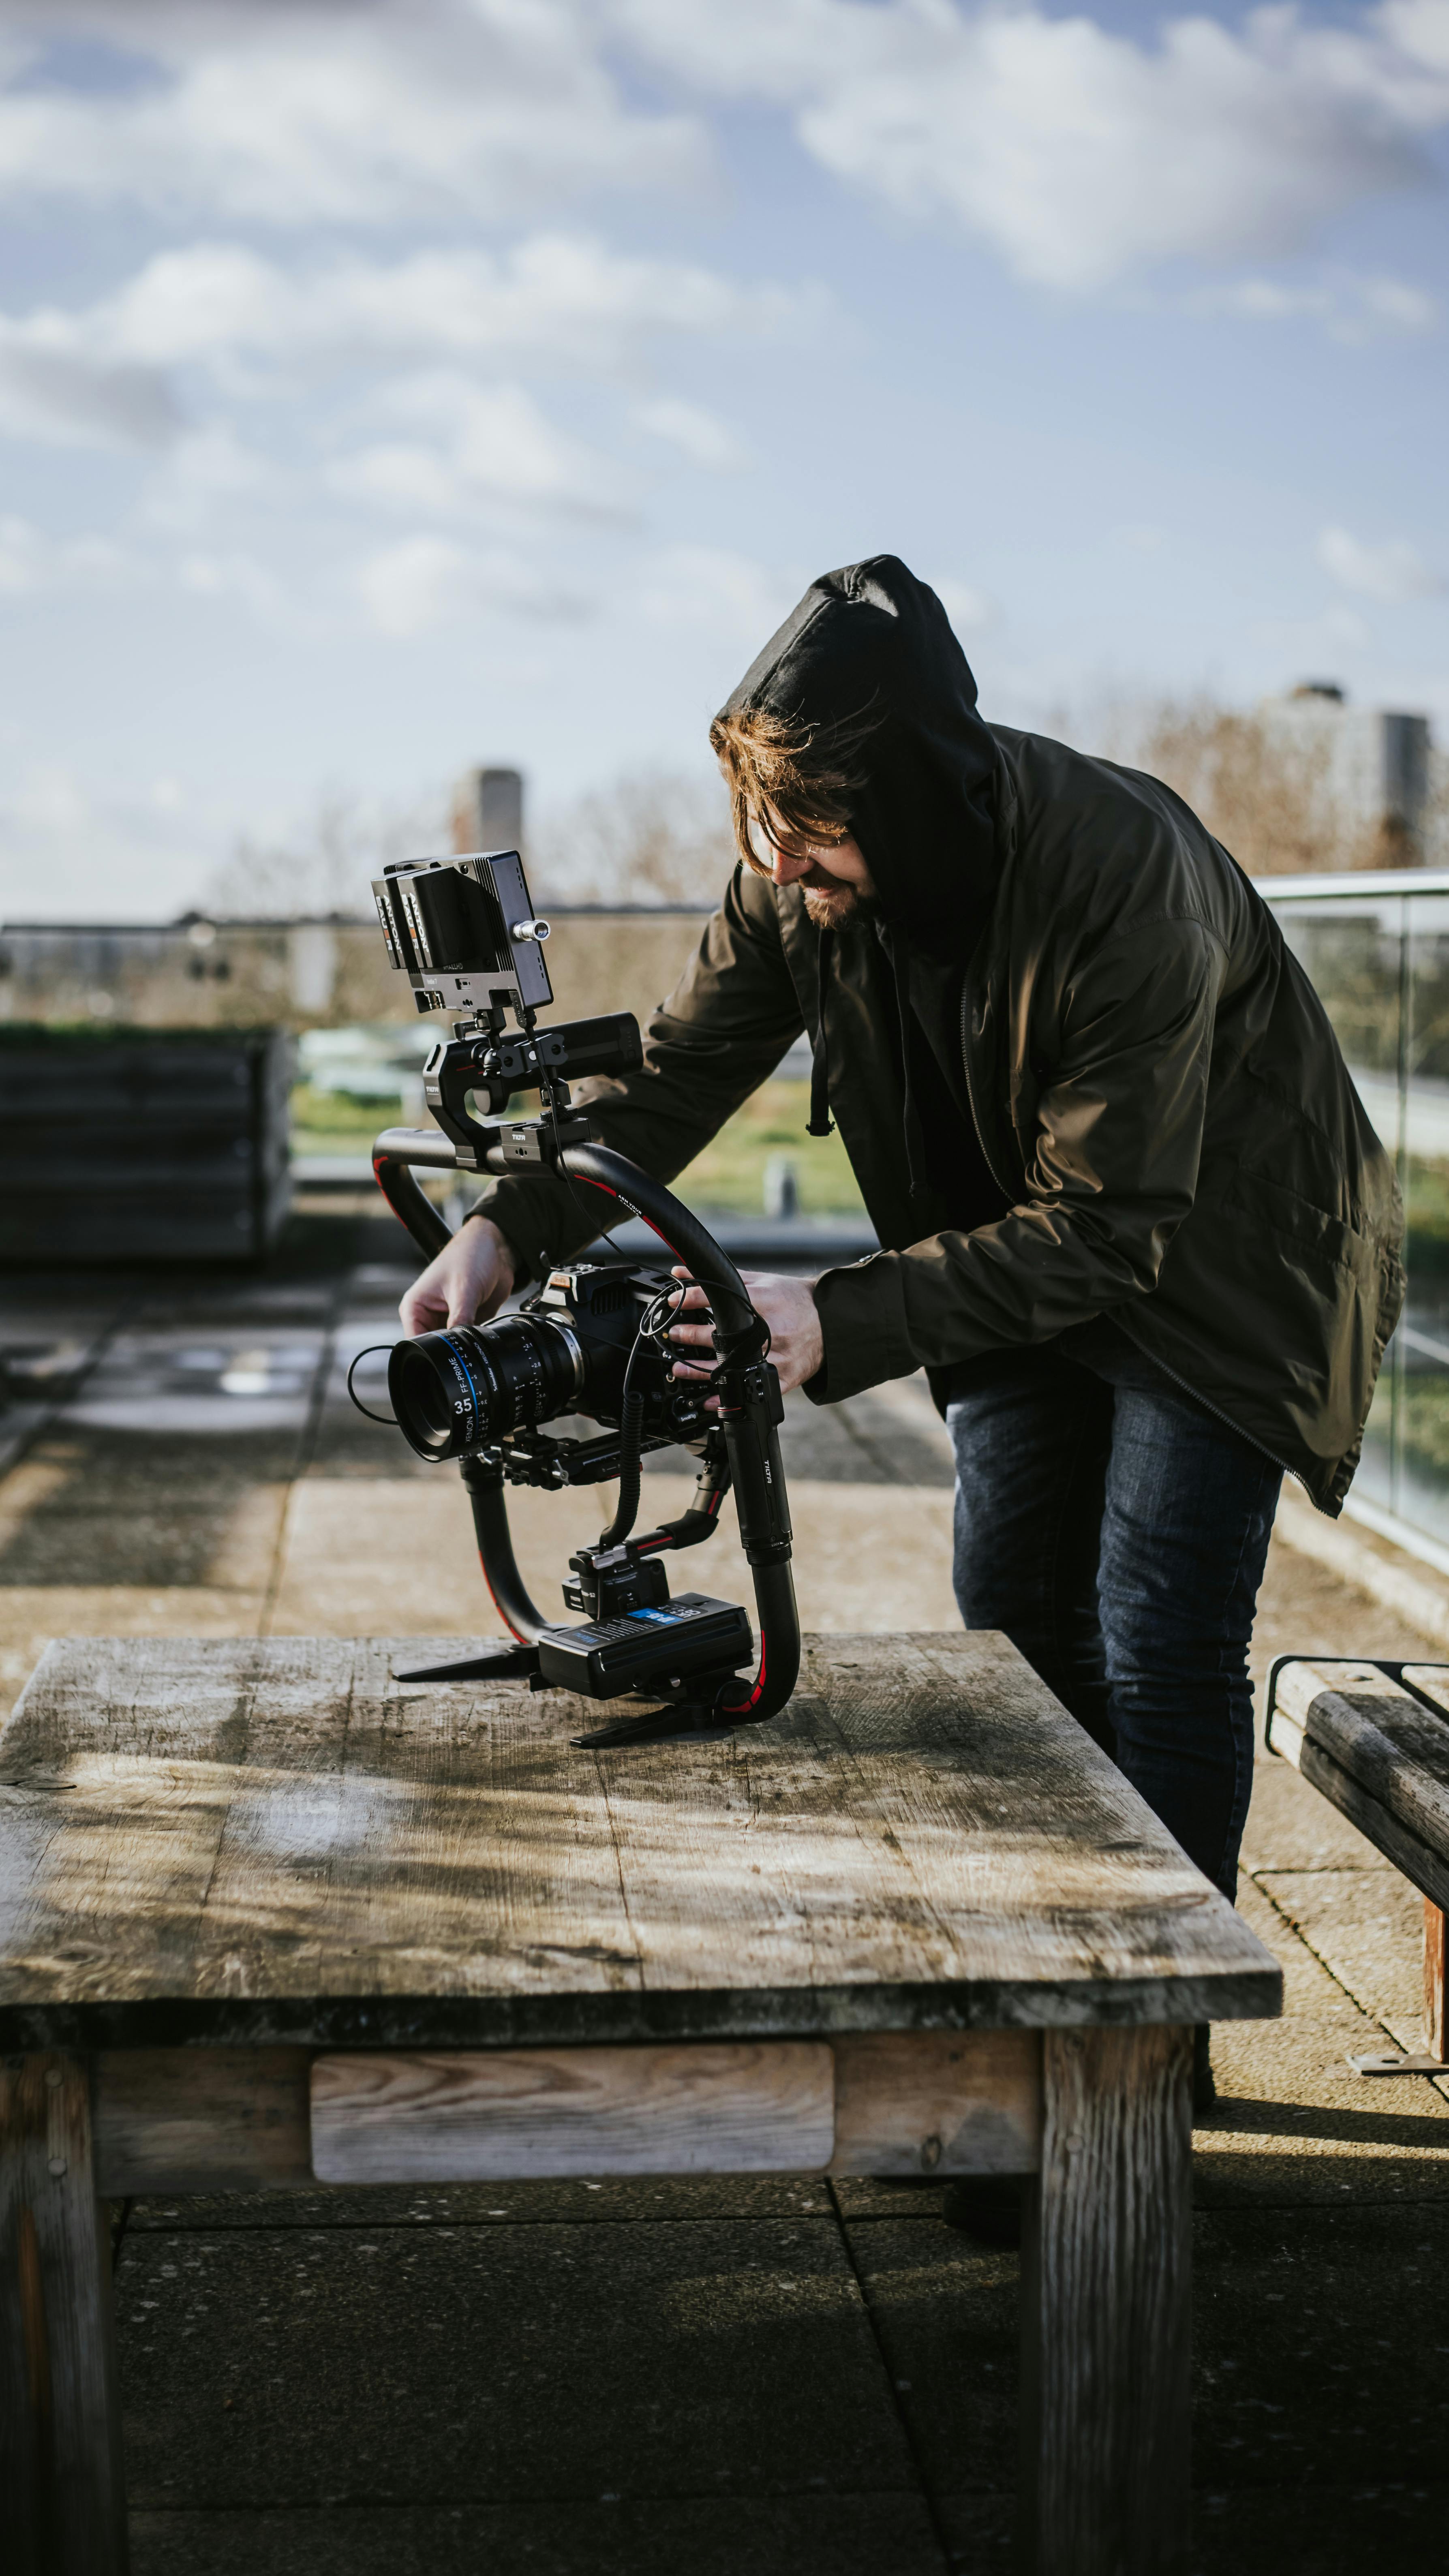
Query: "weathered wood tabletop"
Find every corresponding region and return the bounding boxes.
[1,1630,1281,2576]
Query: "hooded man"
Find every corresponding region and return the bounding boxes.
[403,553,1402,2018]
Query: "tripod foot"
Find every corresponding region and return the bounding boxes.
[395,1645,540,1683]
[571,1701,734,1750]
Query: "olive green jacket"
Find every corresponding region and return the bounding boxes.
[475,728,1404,1514]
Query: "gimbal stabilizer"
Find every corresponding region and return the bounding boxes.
[365,849,801,1750]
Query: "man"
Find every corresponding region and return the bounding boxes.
[403,553,1402,2029]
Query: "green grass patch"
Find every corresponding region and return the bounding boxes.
[290,1074,865,1213]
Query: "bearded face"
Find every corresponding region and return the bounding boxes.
[802,877,869,930]
[746,809,878,928]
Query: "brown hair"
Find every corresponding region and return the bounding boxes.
[709,698,882,873]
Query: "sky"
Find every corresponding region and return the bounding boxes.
[0,0,1446,920]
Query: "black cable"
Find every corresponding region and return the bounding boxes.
[346,1344,398,1427]
[595,1281,686,1551]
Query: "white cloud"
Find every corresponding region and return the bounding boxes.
[86,235,806,377]
[1318,524,1446,601]
[178,550,289,620]
[140,425,275,532]
[0,236,813,457]
[0,757,229,920]
[0,514,136,594]
[618,0,1449,292]
[0,4,702,225]
[355,536,593,638]
[333,379,633,523]
[1195,269,1438,337]
[634,398,751,471]
[1254,601,1373,657]
[934,578,997,636]
[639,546,801,642]
[0,334,181,448]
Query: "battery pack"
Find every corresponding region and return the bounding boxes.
[535,1593,753,1699]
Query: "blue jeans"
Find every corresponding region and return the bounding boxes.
[946,1329,1281,1900]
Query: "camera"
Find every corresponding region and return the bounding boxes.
[387,1263,711,1465]
[364,840,801,1748]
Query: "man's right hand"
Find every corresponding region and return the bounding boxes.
[398,1215,518,1337]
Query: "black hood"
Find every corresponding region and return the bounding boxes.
[718,553,1000,954]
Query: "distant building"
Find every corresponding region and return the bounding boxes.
[451,766,524,856]
[1264,683,1436,866]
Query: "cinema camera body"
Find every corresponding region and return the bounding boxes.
[363,849,800,1749]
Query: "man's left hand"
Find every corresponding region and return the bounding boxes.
[668,1267,824,1398]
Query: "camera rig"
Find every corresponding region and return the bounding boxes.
[363,848,801,1750]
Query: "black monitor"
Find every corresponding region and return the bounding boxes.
[372,849,552,1022]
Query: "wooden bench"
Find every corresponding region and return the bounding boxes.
[1266,1658,1449,2070]
[1,1631,1281,2576]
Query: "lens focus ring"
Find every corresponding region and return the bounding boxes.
[387,1312,581,1462]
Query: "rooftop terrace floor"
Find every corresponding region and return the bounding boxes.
[2,1207,1447,2572]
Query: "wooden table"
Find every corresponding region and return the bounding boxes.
[0,1631,1280,2576]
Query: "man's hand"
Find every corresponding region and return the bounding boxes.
[668,1266,824,1397]
[398,1215,517,1337]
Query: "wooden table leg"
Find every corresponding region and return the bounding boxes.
[1425,1901,1447,2063]
[1017,2025,1192,2576]
[1,2054,128,2576]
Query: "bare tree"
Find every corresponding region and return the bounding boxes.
[198,786,451,920]
[1123,697,1380,875]
[530,768,734,907]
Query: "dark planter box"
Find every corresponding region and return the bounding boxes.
[0,1026,293,1265]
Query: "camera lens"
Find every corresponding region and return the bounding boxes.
[388,1314,583,1461]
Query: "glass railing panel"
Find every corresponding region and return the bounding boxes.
[1272,894,1404,1513]
[1395,893,1449,1540]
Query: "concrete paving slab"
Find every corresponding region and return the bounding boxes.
[66,1326,327,1440]
[1276,1487,1449,1654]
[125,1279,340,1331]
[1257,1866,1430,2039]
[0,1585,272,1727]
[1193,2018,1449,2204]
[1193,2204,1449,2488]
[834,2218,1018,2498]
[127,2178,838,2230]
[129,2494,950,2576]
[0,1428,296,1589]
[933,2495,1014,2570]
[1189,2484,1449,2576]
[1240,1754,1396,1876]
[778,1380,955,1491]
[1233,1875,1370,2019]
[0,1428,292,1720]
[267,1474,687,1639]
[308,1321,437,1480]
[833,2178,951,2220]
[117,2218,916,2510]
[1193,1876,1449,2202]
[267,1474,961,1639]
[1251,1526,1449,1715]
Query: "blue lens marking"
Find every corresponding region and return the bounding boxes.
[438,1334,485,1421]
